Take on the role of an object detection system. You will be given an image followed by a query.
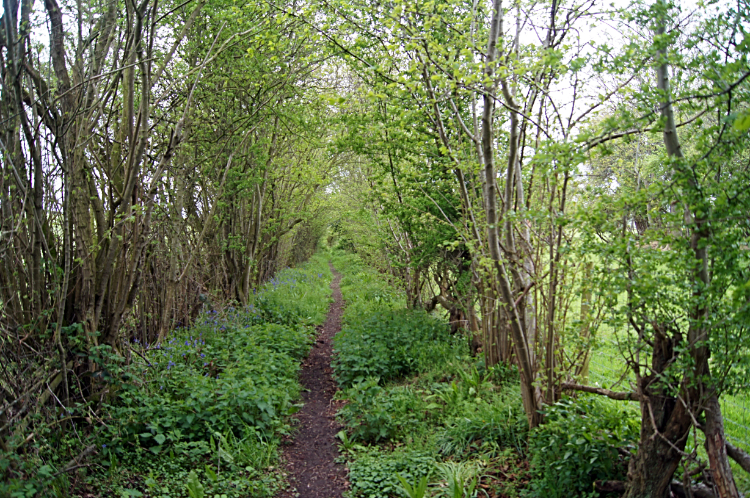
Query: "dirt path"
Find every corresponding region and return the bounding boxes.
[279,265,347,498]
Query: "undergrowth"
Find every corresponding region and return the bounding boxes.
[330,250,638,498]
[1,255,332,498]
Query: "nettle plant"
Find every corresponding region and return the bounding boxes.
[333,308,454,388]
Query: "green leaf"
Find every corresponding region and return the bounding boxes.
[186,471,205,498]
[734,110,750,131]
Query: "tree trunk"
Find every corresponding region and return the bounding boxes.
[625,325,692,498]
[625,398,691,498]
[704,395,740,498]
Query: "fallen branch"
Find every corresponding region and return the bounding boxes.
[670,480,716,498]
[726,441,750,475]
[594,480,625,493]
[6,361,73,448]
[560,382,642,401]
[50,444,97,479]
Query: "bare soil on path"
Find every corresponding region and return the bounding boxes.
[279,265,347,498]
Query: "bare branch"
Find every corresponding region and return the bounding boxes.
[560,381,641,401]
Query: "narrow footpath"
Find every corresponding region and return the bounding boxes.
[279,265,348,498]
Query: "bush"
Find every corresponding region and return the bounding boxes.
[333,308,452,388]
[338,378,429,443]
[526,396,638,498]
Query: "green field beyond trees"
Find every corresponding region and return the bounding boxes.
[1,0,750,496]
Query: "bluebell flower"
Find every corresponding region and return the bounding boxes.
[201,353,205,358]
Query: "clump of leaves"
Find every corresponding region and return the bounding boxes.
[347,447,436,498]
[436,391,528,457]
[396,474,429,498]
[337,379,428,442]
[527,396,638,498]
[333,308,452,388]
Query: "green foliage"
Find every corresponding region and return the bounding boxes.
[435,462,478,498]
[435,392,527,457]
[250,267,332,327]
[333,253,530,497]
[396,474,428,498]
[107,325,305,446]
[0,455,59,498]
[347,447,436,498]
[83,259,332,497]
[526,397,638,498]
[186,471,205,498]
[337,379,428,443]
[333,308,452,388]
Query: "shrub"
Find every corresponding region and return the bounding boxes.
[526,396,638,498]
[333,308,452,388]
[338,379,428,443]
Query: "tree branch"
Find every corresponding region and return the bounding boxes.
[726,442,750,475]
[560,382,641,401]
